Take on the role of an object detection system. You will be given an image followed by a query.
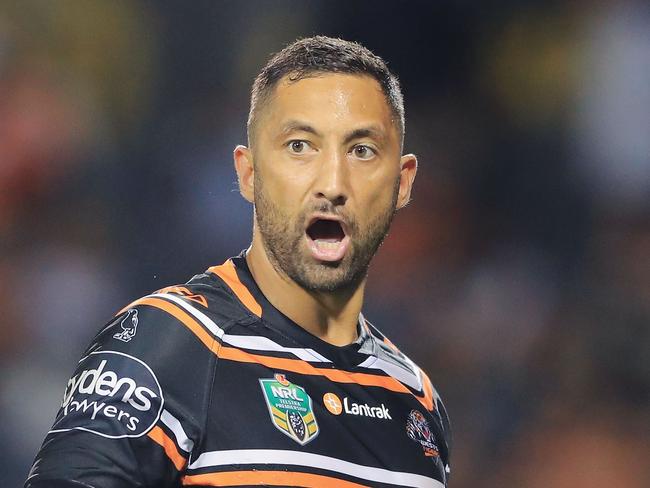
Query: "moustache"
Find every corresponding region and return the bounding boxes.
[301,202,356,233]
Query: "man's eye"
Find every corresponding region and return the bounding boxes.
[352,145,375,160]
[288,140,309,153]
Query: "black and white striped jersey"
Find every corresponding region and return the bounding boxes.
[26,254,451,488]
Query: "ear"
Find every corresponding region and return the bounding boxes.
[234,145,254,203]
[396,153,417,209]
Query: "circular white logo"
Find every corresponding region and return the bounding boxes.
[50,350,164,439]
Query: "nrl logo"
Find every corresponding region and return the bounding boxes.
[259,373,319,445]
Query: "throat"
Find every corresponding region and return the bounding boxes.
[247,232,365,346]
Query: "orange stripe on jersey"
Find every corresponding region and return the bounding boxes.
[217,346,412,395]
[155,286,209,308]
[117,300,140,315]
[117,290,207,315]
[125,297,217,350]
[207,259,262,317]
[182,470,368,487]
[148,425,187,471]
[125,294,431,408]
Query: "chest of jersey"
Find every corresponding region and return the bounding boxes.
[201,358,448,486]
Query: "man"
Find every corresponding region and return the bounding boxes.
[26,36,451,488]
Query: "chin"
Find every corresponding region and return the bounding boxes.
[292,259,365,293]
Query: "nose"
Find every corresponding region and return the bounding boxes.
[314,148,348,206]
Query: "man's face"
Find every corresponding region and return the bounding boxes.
[248,74,415,292]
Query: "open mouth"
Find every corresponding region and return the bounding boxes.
[305,217,350,262]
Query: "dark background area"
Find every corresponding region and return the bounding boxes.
[1,1,649,486]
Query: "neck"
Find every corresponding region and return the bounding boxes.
[245,232,365,346]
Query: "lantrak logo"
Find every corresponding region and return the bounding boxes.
[322,392,391,420]
[50,351,164,439]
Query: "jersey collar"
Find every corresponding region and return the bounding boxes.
[228,252,374,367]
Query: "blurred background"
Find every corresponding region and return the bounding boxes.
[1,1,649,486]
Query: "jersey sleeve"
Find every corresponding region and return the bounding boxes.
[25,298,217,488]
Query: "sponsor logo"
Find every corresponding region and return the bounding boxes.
[50,351,163,439]
[259,373,319,445]
[406,409,439,457]
[323,392,392,420]
[323,393,343,415]
[113,309,138,342]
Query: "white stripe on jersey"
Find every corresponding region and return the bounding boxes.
[187,449,445,488]
[149,293,225,337]
[222,334,331,362]
[149,293,331,363]
[357,355,423,392]
[160,409,194,453]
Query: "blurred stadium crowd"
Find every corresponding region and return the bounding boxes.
[1,1,649,486]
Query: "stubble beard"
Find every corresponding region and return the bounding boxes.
[253,177,399,293]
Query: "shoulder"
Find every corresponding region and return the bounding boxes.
[85,267,261,388]
[363,318,453,476]
[363,318,450,418]
[121,269,252,327]
[101,269,251,346]
[29,265,261,485]
[44,275,233,450]
[65,271,250,418]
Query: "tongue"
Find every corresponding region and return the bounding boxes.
[313,239,342,248]
[308,237,349,261]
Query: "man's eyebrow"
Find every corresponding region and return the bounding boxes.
[342,126,386,145]
[277,121,387,144]
[278,120,322,138]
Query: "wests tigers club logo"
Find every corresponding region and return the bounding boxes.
[406,409,440,457]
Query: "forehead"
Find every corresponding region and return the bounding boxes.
[261,74,397,136]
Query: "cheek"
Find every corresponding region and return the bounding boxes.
[261,153,318,196]
[256,166,309,217]
[355,172,400,210]
[349,191,394,236]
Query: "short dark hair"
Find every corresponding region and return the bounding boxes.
[247,36,405,146]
